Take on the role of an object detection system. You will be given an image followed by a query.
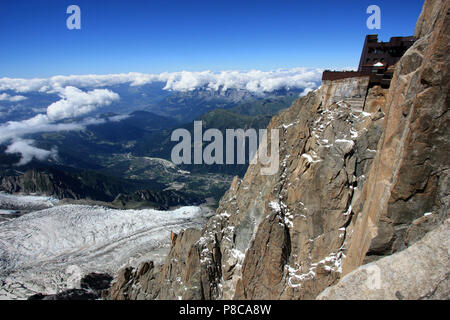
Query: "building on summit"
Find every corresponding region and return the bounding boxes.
[322,35,416,88]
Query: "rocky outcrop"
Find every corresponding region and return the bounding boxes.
[108,77,387,300]
[0,168,124,201]
[317,219,449,300]
[0,169,80,199]
[107,0,449,300]
[342,0,449,271]
[112,189,201,210]
[107,228,202,300]
[28,273,113,300]
[0,168,200,210]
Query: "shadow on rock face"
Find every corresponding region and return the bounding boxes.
[27,273,113,301]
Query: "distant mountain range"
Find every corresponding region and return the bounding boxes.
[0,85,302,206]
[0,81,305,123]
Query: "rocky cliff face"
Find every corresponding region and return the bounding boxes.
[317,219,449,300]
[0,169,86,200]
[107,0,449,300]
[0,168,199,209]
[342,0,449,272]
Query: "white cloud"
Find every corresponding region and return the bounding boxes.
[0,67,323,165]
[0,116,108,165]
[0,111,111,165]
[0,114,106,145]
[300,87,314,97]
[46,86,120,121]
[0,68,322,95]
[0,93,27,102]
[5,139,58,166]
[0,84,121,165]
[108,114,131,122]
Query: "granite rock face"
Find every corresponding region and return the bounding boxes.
[317,219,449,300]
[107,228,202,300]
[342,0,449,272]
[108,77,387,300]
[108,0,449,300]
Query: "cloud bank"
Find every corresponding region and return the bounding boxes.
[0,115,108,165]
[0,68,322,95]
[0,67,323,165]
[0,86,119,165]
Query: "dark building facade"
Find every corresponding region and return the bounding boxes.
[358,34,416,72]
[322,34,415,88]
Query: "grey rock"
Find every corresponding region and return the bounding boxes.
[317,219,450,300]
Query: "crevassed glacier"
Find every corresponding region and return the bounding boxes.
[0,200,207,300]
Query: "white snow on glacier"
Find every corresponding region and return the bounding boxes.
[0,199,207,300]
[0,192,59,210]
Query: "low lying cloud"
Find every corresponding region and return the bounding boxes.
[47,86,120,121]
[300,87,315,97]
[0,93,27,102]
[5,139,58,166]
[0,114,106,145]
[0,113,109,165]
[0,68,322,95]
[0,115,108,165]
[108,114,131,122]
[0,67,323,165]
[0,85,120,165]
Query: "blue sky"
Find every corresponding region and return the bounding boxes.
[0,0,424,78]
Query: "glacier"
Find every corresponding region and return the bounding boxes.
[0,194,208,300]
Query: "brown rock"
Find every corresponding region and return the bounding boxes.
[170,231,178,245]
[343,0,450,273]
